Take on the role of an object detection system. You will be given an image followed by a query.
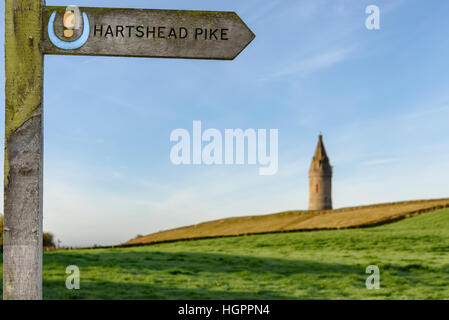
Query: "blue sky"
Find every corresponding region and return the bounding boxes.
[1,0,449,246]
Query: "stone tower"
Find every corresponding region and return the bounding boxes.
[308,134,333,210]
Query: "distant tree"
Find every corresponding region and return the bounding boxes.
[43,232,56,248]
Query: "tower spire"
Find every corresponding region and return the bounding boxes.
[308,134,333,210]
[309,134,331,175]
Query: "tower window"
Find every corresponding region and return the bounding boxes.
[316,184,319,193]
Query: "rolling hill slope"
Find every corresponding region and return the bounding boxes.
[124,198,449,246]
[2,207,446,299]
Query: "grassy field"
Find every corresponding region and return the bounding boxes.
[1,208,448,299]
[124,198,449,246]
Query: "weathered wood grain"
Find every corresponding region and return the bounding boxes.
[42,6,255,60]
[4,0,44,300]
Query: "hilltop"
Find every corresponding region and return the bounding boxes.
[123,198,449,246]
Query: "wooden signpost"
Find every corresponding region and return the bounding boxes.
[42,7,255,60]
[4,0,254,300]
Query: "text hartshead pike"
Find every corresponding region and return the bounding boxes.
[94,24,230,40]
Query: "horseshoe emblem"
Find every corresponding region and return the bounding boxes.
[48,11,90,50]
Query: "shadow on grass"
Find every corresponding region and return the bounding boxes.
[43,279,294,300]
[37,250,368,299]
[44,250,366,276]
[2,250,445,299]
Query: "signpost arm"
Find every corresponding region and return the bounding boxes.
[4,0,45,300]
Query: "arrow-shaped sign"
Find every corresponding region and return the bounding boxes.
[42,6,255,60]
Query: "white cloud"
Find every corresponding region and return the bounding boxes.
[405,105,449,119]
[262,47,352,80]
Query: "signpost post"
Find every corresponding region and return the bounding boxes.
[3,1,255,300]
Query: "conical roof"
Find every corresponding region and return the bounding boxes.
[309,134,332,175]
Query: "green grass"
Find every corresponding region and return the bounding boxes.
[1,208,449,299]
